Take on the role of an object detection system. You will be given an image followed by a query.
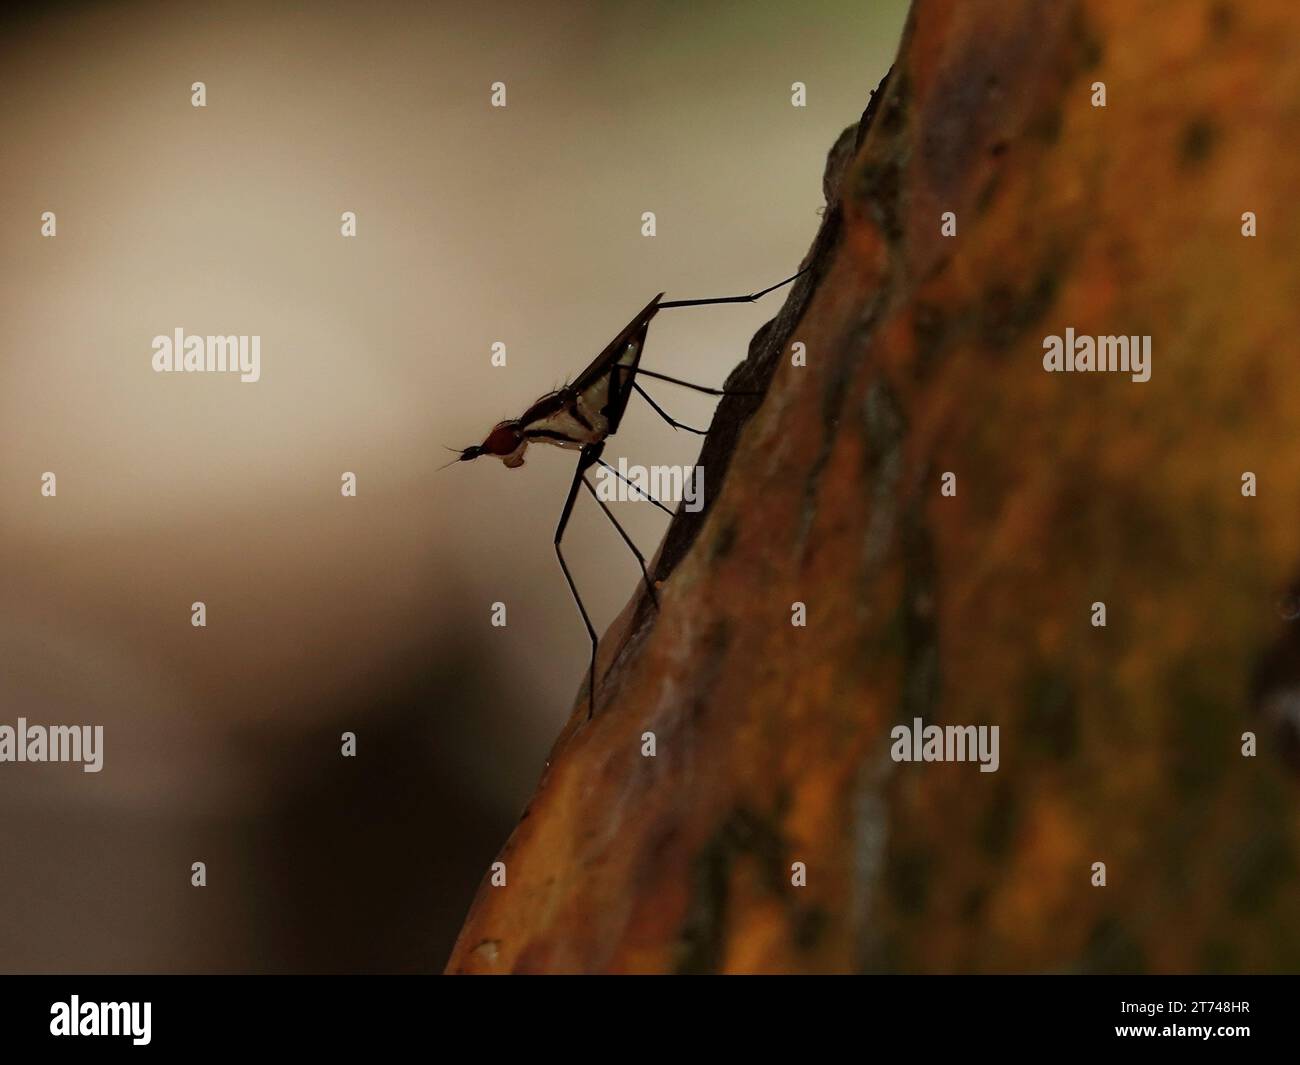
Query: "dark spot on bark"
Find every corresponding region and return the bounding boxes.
[860,376,906,580]
[1027,103,1063,144]
[1020,668,1078,759]
[886,845,931,916]
[1179,117,1218,168]
[878,69,908,136]
[979,286,1017,348]
[856,154,906,245]
[976,173,1000,215]
[688,617,733,721]
[710,516,737,561]
[912,303,950,381]
[676,828,732,974]
[799,294,886,557]
[1070,5,1105,70]
[1079,30,1104,70]
[846,73,906,234]
[793,905,829,951]
[918,1,1074,198]
[1209,0,1234,36]
[857,380,932,710]
[977,779,1019,858]
[674,806,799,973]
[959,885,988,923]
[900,489,939,724]
[978,261,1061,350]
[796,327,857,554]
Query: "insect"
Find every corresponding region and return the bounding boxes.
[452,265,808,718]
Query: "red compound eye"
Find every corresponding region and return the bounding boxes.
[484,424,521,456]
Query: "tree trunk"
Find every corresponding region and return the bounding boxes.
[447,0,1300,974]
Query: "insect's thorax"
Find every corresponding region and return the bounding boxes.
[517,388,607,451]
[519,339,641,451]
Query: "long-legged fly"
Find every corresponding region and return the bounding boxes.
[452,265,808,718]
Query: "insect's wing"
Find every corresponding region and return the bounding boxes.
[573,293,662,388]
[574,293,662,434]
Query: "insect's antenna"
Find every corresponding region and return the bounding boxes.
[658,265,810,310]
[436,447,463,472]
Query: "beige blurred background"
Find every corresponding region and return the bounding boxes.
[0,0,905,970]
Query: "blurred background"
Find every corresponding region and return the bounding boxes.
[0,0,906,970]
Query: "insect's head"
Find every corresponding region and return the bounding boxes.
[458,420,527,468]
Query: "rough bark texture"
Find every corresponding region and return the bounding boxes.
[447,0,1300,973]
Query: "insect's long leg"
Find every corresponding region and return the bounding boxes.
[633,382,707,435]
[595,458,674,515]
[581,476,658,609]
[658,265,810,309]
[555,445,603,720]
[633,367,761,397]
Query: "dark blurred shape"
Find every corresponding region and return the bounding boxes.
[243,642,511,972]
